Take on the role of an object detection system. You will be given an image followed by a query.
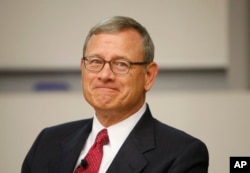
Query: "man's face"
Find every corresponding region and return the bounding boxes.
[81,29,157,118]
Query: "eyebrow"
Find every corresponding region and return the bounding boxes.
[86,54,130,61]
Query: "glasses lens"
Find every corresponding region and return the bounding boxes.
[111,59,130,74]
[85,57,103,72]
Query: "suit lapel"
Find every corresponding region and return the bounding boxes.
[107,106,155,173]
[60,120,92,173]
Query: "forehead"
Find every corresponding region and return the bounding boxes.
[85,29,144,60]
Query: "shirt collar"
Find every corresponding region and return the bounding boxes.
[92,103,147,150]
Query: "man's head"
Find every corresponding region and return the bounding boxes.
[83,16,155,63]
[81,16,158,126]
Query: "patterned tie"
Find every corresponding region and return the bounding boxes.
[74,129,109,173]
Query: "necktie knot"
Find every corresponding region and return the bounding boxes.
[96,129,109,146]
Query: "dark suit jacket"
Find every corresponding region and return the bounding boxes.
[22,105,209,173]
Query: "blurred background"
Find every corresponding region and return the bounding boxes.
[0,0,249,172]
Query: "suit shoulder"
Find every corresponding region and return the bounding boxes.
[40,118,92,140]
[46,118,92,131]
[154,118,206,146]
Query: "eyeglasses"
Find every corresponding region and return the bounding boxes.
[82,56,148,74]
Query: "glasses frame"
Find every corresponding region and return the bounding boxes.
[82,56,149,74]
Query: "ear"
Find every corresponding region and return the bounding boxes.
[80,58,85,73]
[144,62,158,91]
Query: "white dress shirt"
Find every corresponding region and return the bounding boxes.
[74,103,146,173]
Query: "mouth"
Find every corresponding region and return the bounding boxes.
[93,86,119,92]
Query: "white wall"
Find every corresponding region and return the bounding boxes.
[1,91,250,172]
[228,0,250,89]
[0,0,228,70]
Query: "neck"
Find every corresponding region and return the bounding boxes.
[95,102,145,127]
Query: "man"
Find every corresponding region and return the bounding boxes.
[22,16,209,173]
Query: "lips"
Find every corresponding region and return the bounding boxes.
[93,85,119,92]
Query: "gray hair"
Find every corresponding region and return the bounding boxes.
[83,16,155,63]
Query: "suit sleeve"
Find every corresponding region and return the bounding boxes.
[21,129,46,173]
[168,140,209,173]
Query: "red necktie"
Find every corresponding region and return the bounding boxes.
[74,129,109,173]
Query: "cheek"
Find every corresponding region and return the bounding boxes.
[81,72,92,92]
[122,74,145,95]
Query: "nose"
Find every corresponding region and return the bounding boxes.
[97,62,115,80]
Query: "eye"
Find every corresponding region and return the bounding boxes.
[113,60,130,68]
[88,57,103,65]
